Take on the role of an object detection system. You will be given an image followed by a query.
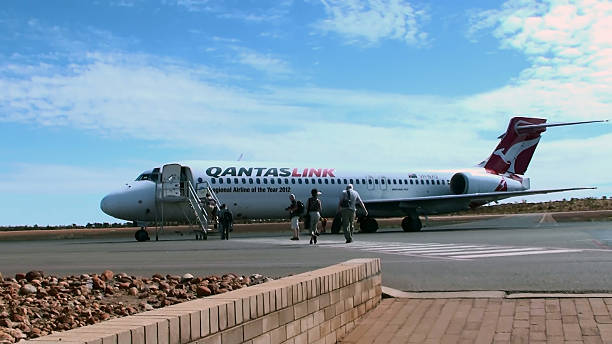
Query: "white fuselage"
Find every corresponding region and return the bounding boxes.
[100,161,526,222]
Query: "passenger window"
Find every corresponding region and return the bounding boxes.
[375,179,379,184]
[324,179,329,184]
[227,178,231,184]
[410,180,413,185]
[368,179,373,184]
[234,178,239,184]
[298,179,303,184]
[241,178,246,184]
[291,179,296,184]
[442,180,445,185]
[355,179,359,185]
[398,180,402,185]
[305,179,309,184]
[312,178,316,184]
[264,179,268,184]
[331,179,335,184]
[343,178,348,184]
[278,178,282,184]
[318,178,322,184]
[285,178,289,184]
[421,180,424,185]
[256,178,261,184]
[393,179,397,184]
[271,179,275,184]
[362,179,366,184]
[350,179,354,184]
[381,179,385,184]
[211,178,216,184]
[249,178,253,184]
[219,178,223,184]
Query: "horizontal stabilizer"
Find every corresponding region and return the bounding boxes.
[514,119,609,135]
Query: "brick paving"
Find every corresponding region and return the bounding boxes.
[340,297,612,344]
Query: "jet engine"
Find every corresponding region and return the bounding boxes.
[450,172,525,194]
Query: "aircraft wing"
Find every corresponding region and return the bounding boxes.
[362,187,596,215]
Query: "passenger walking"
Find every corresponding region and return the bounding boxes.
[218,204,233,240]
[285,194,303,240]
[338,184,367,243]
[306,189,323,244]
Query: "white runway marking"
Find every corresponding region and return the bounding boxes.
[237,238,583,260]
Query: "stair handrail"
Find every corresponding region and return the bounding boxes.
[185,180,209,231]
[196,180,222,213]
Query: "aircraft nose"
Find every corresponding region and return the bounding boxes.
[100,193,119,217]
[100,182,156,221]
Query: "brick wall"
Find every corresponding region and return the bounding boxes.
[27,258,382,344]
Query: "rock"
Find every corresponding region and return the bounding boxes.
[80,274,90,280]
[104,286,114,295]
[101,270,114,281]
[19,284,37,295]
[48,287,59,296]
[181,273,193,282]
[158,282,171,291]
[130,279,144,290]
[128,287,138,296]
[118,282,131,289]
[0,318,13,328]
[91,277,105,290]
[30,327,42,337]
[10,314,27,324]
[15,273,26,281]
[25,271,44,282]
[6,328,26,341]
[196,285,211,297]
[0,330,14,343]
[0,272,3,280]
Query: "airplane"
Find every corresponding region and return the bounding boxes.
[100,117,606,240]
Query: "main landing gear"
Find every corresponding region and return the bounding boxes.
[359,216,379,233]
[401,216,422,232]
[330,214,380,233]
[135,227,150,242]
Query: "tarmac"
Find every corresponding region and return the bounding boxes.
[340,287,612,344]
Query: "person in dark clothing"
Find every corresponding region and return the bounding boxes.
[218,204,233,240]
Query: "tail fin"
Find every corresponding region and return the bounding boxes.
[481,117,607,175]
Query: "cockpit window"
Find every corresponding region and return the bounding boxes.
[135,171,159,183]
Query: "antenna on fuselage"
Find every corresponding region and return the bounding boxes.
[237,153,244,161]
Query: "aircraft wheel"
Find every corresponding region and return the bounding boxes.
[135,228,150,242]
[401,216,422,232]
[360,217,379,233]
[331,214,342,234]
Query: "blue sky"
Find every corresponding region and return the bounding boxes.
[0,0,610,226]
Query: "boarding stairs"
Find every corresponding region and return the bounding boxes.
[157,164,221,240]
[185,180,222,240]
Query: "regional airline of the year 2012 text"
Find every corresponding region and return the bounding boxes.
[100,117,606,239]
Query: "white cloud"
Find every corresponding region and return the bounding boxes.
[234,48,293,76]
[314,0,429,46]
[467,0,612,121]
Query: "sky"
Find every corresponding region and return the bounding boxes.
[0,0,610,226]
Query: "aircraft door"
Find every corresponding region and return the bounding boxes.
[161,164,182,200]
[367,176,375,190]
